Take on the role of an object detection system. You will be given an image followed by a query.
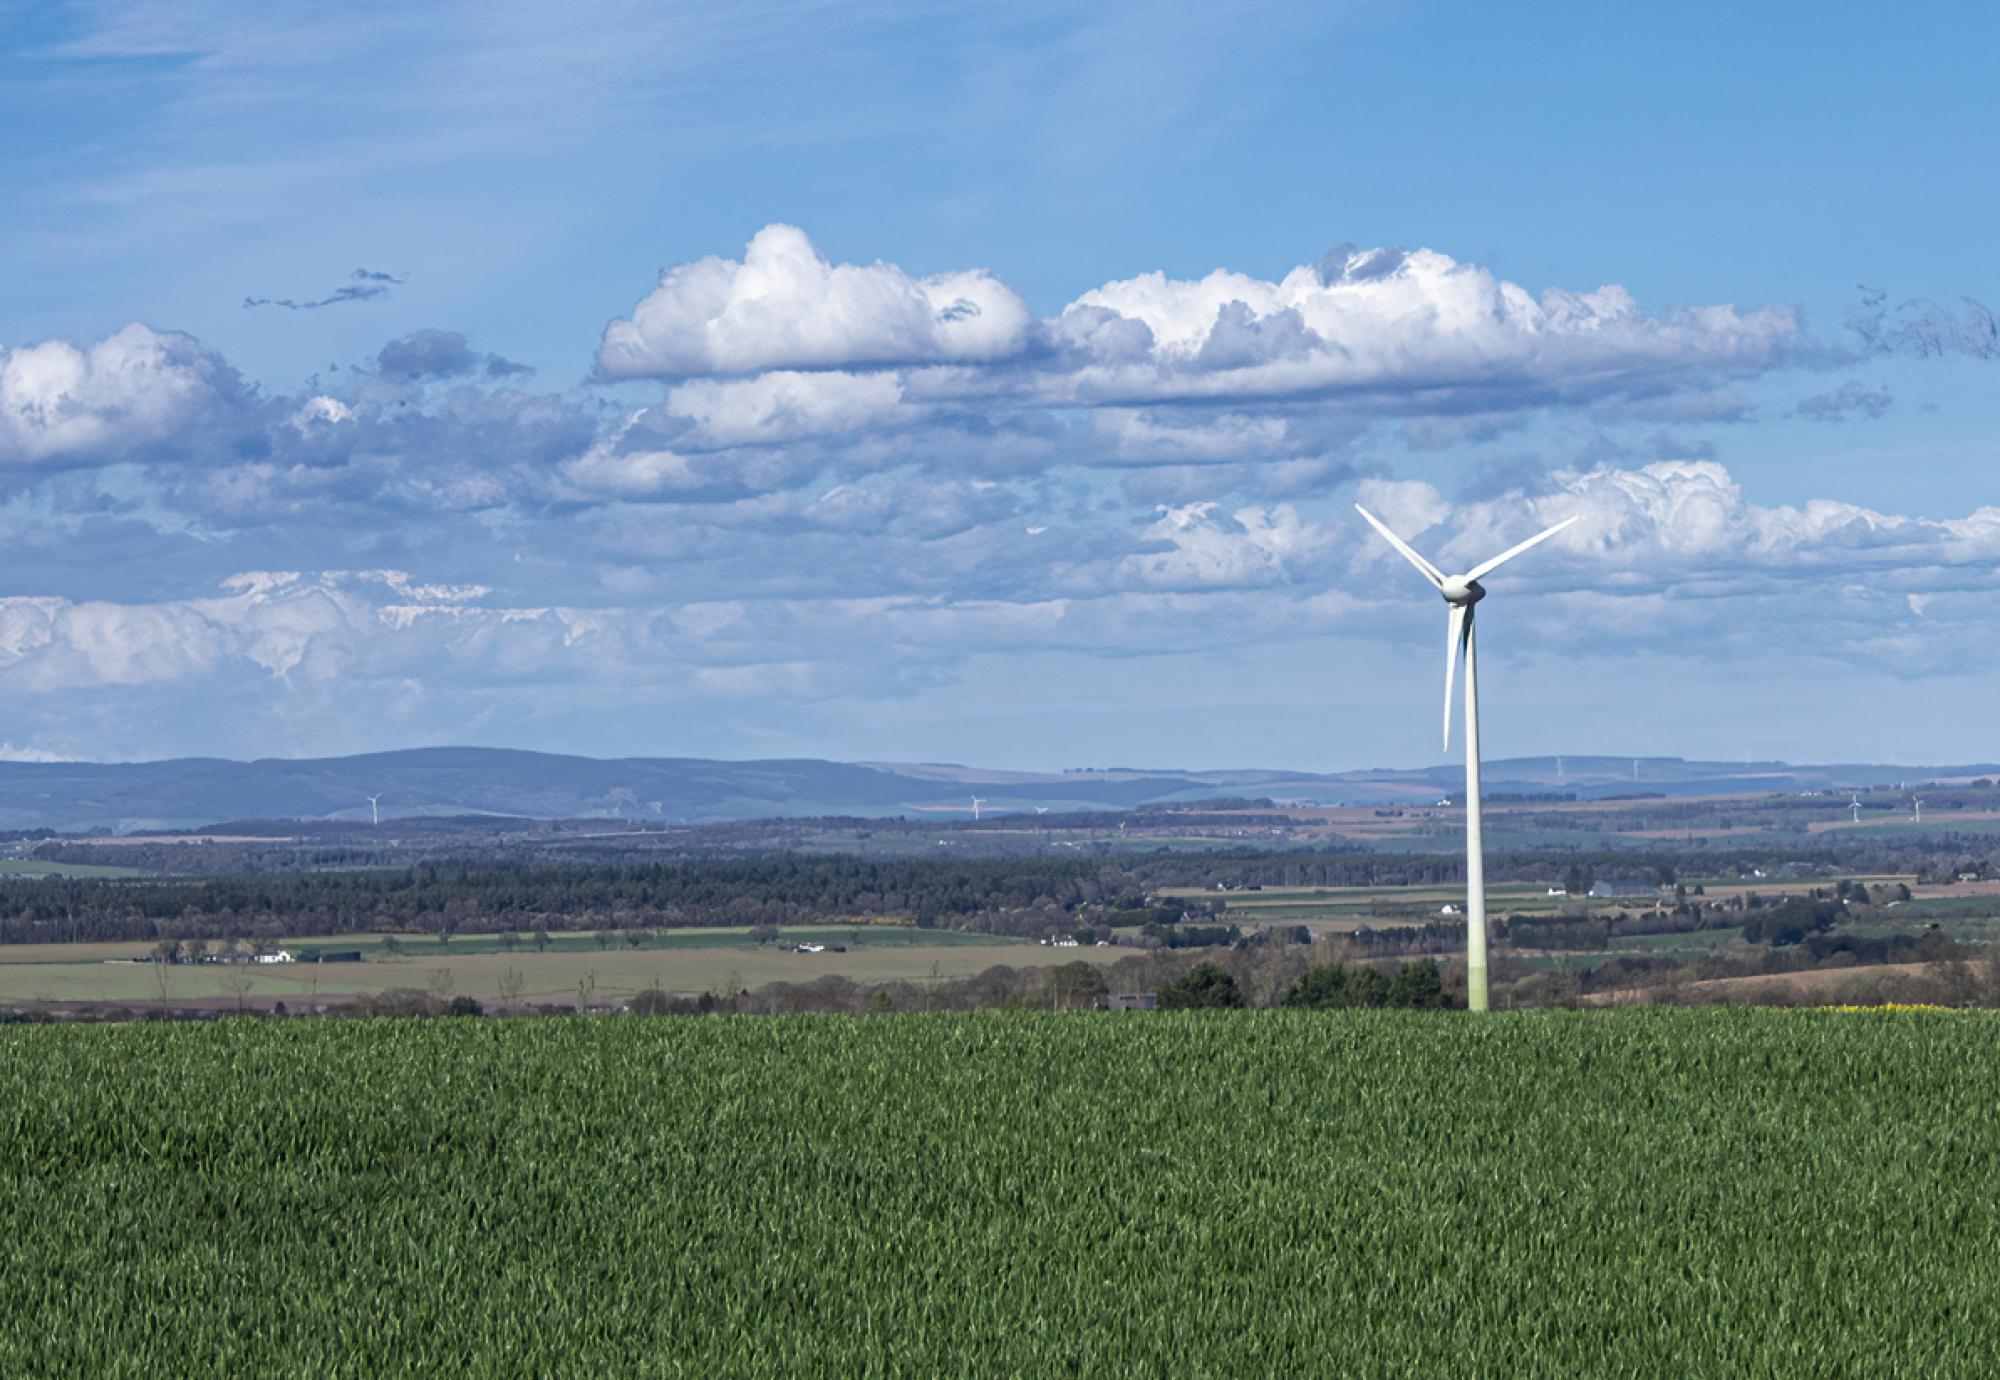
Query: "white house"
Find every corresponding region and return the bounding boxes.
[251,950,294,964]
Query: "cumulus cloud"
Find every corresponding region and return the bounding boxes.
[0,570,597,691]
[0,742,68,762]
[1055,244,1800,408]
[596,224,1034,378]
[0,325,247,466]
[1116,502,1328,590]
[376,329,531,380]
[663,370,911,447]
[1427,458,2000,585]
[17,231,2000,757]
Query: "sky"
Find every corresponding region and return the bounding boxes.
[1,0,1998,770]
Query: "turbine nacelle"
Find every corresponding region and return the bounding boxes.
[1355,502,1577,753]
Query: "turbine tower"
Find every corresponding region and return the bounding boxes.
[971,796,986,821]
[1850,794,1862,824]
[1913,795,1924,824]
[1356,504,1576,1013]
[366,794,381,826]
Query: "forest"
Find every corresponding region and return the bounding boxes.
[1,834,1993,945]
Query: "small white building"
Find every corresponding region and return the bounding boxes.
[251,950,294,964]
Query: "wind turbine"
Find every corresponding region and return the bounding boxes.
[1850,794,1862,824]
[1913,796,1924,824]
[1035,806,1050,815]
[1356,504,1577,1013]
[970,796,985,821]
[366,794,381,826]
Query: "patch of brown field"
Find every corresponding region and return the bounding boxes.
[1911,879,2000,898]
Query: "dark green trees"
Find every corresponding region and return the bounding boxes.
[1281,960,1451,1010]
[1157,962,1245,1009]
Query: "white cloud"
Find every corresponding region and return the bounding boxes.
[0,325,239,465]
[0,742,67,762]
[663,370,911,446]
[1443,459,2000,577]
[1055,246,1800,407]
[597,227,1802,422]
[0,572,556,690]
[1116,502,1326,590]
[597,224,1034,378]
[1353,476,1447,539]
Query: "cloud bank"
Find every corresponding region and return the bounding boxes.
[0,224,1983,759]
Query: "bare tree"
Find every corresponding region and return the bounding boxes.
[220,967,254,1014]
[498,966,527,1007]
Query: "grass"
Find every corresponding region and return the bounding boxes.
[1,1010,1996,1375]
[0,859,146,879]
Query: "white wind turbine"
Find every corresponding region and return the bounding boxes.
[1356,504,1577,1013]
[1912,795,1924,824]
[366,794,381,826]
[970,796,986,821]
[1850,794,1863,824]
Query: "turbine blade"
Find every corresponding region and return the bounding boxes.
[1443,604,1467,751]
[1465,514,1579,582]
[1354,504,1444,588]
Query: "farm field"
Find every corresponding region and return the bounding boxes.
[0,928,1111,1007]
[1,1011,1995,1374]
[0,858,145,879]
[1166,875,1919,932]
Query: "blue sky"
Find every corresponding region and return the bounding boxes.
[1,0,1997,769]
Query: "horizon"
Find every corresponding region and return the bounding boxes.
[4,2,1997,768]
[0,740,1994,777]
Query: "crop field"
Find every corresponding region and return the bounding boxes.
[1168,875,1921,934]
[0,858,146,879]
[2,1010,1996,1375]
[0,929,1109,1007]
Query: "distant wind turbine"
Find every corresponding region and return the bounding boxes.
[1356,503,1577,1013]
[366,794,381,826]
[1913,795,1924,824]
[1035,806,1049,815]
[1850,794,1863,824]
[971,796,985,821]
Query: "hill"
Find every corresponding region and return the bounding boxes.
[0,747,1993,833]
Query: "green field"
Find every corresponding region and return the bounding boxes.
[0,928,1105,1006]
[2,1010,1995,1375]
[0,858,146,879]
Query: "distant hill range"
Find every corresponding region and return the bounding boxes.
[0,748,1994,834]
